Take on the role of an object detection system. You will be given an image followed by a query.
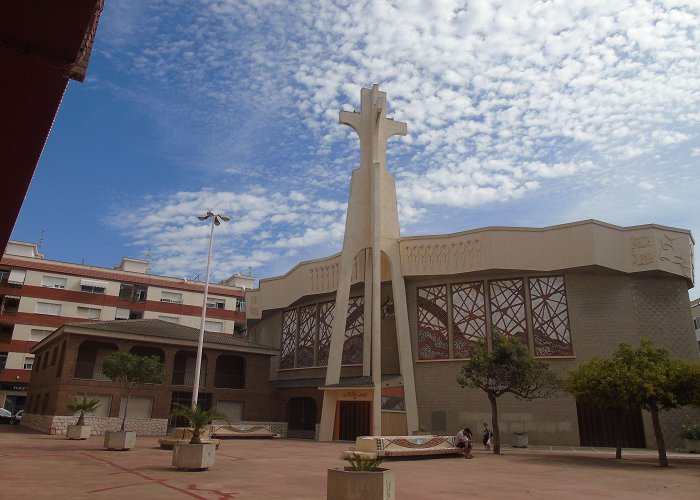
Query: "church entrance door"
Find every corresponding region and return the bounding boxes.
[338,400,371,441]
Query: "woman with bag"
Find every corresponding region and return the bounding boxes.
[482,422,493,451]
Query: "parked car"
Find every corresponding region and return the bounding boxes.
[0,408,12,424]
[12,410,23,424]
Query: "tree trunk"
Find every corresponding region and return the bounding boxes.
[121,385,133,432]
[615,407,623,460]
[649,403,668,467]
[489,393,500,454]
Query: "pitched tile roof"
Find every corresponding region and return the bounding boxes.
[63,318,276,352]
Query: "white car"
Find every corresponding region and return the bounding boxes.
[0,407,12,424]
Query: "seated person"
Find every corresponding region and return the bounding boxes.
[456,427,474,458]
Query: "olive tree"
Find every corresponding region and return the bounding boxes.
[102,352,166,431]
[457,331,560,454]
[566,340,700,467]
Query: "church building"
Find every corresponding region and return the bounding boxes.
[245,86,697,449]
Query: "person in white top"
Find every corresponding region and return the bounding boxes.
[456,427,473,458]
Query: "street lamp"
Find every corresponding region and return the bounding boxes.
[192,211,230,408]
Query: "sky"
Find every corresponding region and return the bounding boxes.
[10,0,700,299]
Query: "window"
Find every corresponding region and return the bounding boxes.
[0,352,7,370]
[1,296,20,315]
[119,283,148,303]
[233,322,246,335]
[217,401,243,421]
[7,269,26,286]
[694,317,700,330]
[160,291,183,304]
[41,353,48,370]
[33,354,40,371]
[41,275,67,289]
[206,298,225,309]
[77,306,101,320]
[36,302,62,316]
[115,308,142,320]
[0,324,12,343]
[204,320,223,332]
[74,341,117,379]
[30,329,52,342]
[119,396,153,419]
[0,269,9,285]
[157,315,179,324]
[71,395,112,417]
[235,299,246,313]
[115,308,130,320]
[80,278,107,294]
[50,347,58,366]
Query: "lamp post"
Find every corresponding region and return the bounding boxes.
[192,211,230,409]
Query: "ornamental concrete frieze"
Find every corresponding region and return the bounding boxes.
[417,276,573,360]
[658,233,693,279]
[402,237,482,275]
[308,254,361,293]
[628,232,693,280]
[280,296,364,369]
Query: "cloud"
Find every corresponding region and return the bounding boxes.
[108,188,346,281]
[99,0,700,288]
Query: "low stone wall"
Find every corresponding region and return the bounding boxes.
[21,413,167,436]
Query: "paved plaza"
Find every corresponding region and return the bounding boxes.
[2,425,699,499]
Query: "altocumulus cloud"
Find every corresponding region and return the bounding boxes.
[104,0,699,281]
[109,189,347,281]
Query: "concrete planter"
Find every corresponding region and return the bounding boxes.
[512,433,529,448]
[327,467,395,500]
[66,425,92,440]
[172,442,217,470]
[104,431,136,450]
[685,439,700,453]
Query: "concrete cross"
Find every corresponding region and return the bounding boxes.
[339,84,407,169]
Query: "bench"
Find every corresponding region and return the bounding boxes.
[211,424,278,439]
[158,427,221,450]
[343,435,462,459]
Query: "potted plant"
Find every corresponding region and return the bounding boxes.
[327,452,395,500]
[66,395,100,439]
[412,424,431,436]
[680,423,700,453]
[512,432,529,448]
[169,404,227,470]
[101,352,166,451]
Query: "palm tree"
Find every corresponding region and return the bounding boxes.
[169,404,228,444]
[67,395,101,426]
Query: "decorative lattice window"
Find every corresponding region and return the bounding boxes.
[317,301,334,366]
[280,308,297,369]
[489,279,528,345]
[342,296,364,364]
[297,304,317,367]
[529,276,573,356]
[417,285,449,360]
[451,281,487,358]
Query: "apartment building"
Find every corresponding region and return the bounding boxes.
[0,240,253,413]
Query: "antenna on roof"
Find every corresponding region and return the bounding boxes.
[37,229,45,250]
[144,247,151,259]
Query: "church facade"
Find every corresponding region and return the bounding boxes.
[246,86,697,449]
